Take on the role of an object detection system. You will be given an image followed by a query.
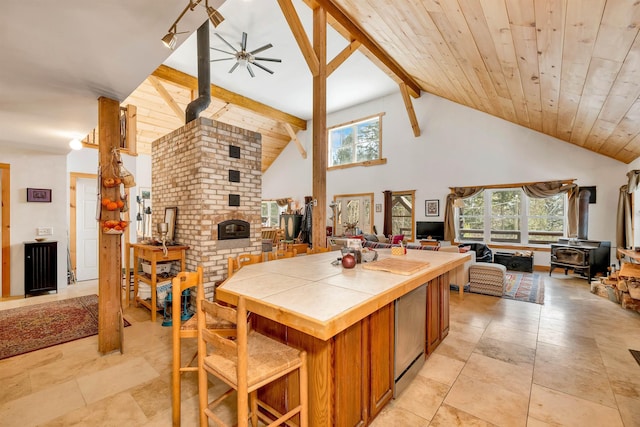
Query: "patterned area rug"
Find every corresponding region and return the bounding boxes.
[502,272,545,305]
[0,295,129,360]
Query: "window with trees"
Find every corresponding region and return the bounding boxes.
[458,189,565,244]
[391,190,415,241]
[328,114,384,169]
[261,200,286,228]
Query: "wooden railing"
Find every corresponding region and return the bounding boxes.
[82,104,137,155]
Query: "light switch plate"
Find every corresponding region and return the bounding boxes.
[36,227,53,236]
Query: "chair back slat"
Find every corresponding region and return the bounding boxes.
[201,299,236,324]
[237,253,262,267]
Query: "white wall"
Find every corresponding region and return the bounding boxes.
[2,148,68,295]
[67,149,152,269]
[263,91,628,265]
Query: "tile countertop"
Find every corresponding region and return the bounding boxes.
[216,249,470,341]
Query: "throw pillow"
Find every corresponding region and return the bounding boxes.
[459,245,471,253]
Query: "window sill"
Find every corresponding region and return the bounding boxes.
[328,158,387,171]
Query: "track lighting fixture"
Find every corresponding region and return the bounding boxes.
[206,2,225,27]
[161,28,177,50]
[161,0,224,50]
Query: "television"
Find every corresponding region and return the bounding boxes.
[416,221,445,241]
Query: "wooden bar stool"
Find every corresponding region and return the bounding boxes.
[268,248,297,260]
[227,254,263,279]
[197,295,308,427]
[171,266,235,426]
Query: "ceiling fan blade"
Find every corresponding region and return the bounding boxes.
[251,61,274,74]
[241,32,248,52]
[210,46,236,56]
[228,62,240,74]
[246,63,255,78]
[215,33,238,53]
[254,56,282,63]
[250,43,273,55]
[210,58,235,62]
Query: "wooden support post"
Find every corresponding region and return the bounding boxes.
[312,6,328,249]
[98,96,123,354]
[1,163,10,298]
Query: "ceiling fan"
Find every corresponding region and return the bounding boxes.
[211,32,281,77]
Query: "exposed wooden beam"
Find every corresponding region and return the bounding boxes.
[98,96,123,355]
[152,65,307,131]
[283,122,307,158]
[312,6,328,250]
[304,0,421,98]
[124,105,137,156]
[147,76,185,122]
[210,102,231,120]
[399,83,421,137]
[327,39,361,76]
[277,0,320,76]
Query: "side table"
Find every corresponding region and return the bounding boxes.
[131,244,189,322]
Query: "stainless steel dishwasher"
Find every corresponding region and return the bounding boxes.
[394,283,427,397]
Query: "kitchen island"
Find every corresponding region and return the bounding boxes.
[216,249,470,426]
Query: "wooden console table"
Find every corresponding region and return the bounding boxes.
[130,244,188,322]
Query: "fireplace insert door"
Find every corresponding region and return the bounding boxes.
[550,240,611,282]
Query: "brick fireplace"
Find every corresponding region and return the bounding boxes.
[152,117,262,299]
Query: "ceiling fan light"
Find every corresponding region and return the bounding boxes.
[162,32,177,50]
[207,7,224,27]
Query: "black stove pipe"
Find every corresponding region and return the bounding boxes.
[578,189,590,240]
[185,22,211,123]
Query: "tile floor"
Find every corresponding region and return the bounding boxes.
[1,273,640,426]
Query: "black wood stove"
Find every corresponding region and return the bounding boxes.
[550,238,611,282]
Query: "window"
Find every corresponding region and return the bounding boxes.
[391,190,415,241]
[261,200,286,228]
[458,189,565,244]
[528,194,565,243]
[328,114,384,169]
[490,189,521,243]
[333,193,373,235]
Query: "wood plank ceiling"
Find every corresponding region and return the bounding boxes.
[125,0,640,167]
[123,65,307,172]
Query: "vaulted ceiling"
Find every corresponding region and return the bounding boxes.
[3,1,640,167]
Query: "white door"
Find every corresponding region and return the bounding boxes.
[76,178,98,281]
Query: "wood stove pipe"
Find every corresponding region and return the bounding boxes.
[186,21,211,123]
[578,189,591,240]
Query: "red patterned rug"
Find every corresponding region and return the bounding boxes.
[503,272,545,305]
[0,295,129,360]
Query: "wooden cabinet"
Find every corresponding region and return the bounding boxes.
[131,244,188,322]
[334,302,394,425]
[255,301,394,427]
[24,241,57,296]
[427,272,449,355]
[367,303,395,419]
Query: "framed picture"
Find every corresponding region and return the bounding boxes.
[27,188,51,202]
[164,207,177,242]
[375,203,382,212]
[425,200,439,217]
